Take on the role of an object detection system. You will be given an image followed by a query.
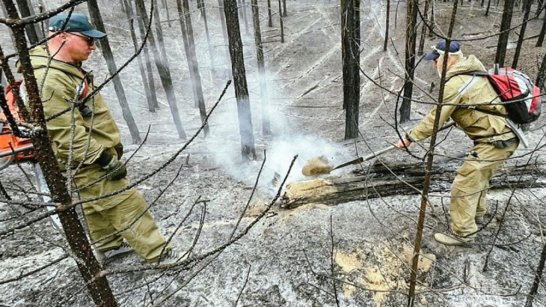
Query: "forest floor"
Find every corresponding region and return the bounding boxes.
[2,0,546,306]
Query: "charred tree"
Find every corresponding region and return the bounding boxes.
[135,0,187,139]
[239,0,249,35]
[134,0,160,111]
[282,0,287,17]
[512,0,532,68]
[15,0,41,44]
[536,52,546,90]
[537,7,546,46]
[223,0,257,159]
[196,0,216,81]
[87,0,141,144]
[384,0,390,51]
[1,2,117,305]
[495,0,514,66]
[121,0,157,112]
[177,0,209,135]
[251,0,271,135]
[278,0,284,43]
[281,162,544,209]
[341,0,360,139]
[417,0,431,56]
[525,242,546,307]
[267,0,272,27]
[400,0,418,124]
[217,0,229,48]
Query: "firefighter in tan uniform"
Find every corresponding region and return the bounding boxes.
[396,40,519,246]
[27,13,174,263]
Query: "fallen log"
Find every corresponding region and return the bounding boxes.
[281,161,546,209]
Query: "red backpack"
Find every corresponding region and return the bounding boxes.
[471,67,542,124]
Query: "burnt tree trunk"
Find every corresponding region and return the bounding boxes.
[485,0,492,16]
[525,242,546,307]
[341,0,360,139]
[224,0,256,159]
[217,0,229,48]
[239,0,249,35]
[15,0,41,44]
[122,0,157,112]
[400,0,418,124]
[418,0,431,56]
[278,0,284,43]
[135,0,187,139]
[537,6,546,47]
[251,0,271,135]
[134,0,160,110]
[536,52,546,90]
[267,0,272,27]
[196,0,216,81]
[495,0,514,66]
[512,0,532,68]
[282,0,287,17]
[177,0,209,135]
[384,0,390,51]
[87,0,142,144]
[281,162,544,209]
[2,2,117,305]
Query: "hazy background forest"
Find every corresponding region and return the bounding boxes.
[1,0,546,306]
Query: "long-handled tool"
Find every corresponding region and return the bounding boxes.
[302,121,456,176]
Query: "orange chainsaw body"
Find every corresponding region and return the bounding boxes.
[0,81,34,165]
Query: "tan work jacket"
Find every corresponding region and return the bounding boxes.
[408,55,514,144]
[27,46,121,170]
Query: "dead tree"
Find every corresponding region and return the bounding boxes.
[251,0,271,135]
[15,0,42,44]
[87,0,141,144]
[217,0,229,48]
[177,0,209,135]
[341,0,360,139]
[121,0,157,112]
[417,0,431,56]
[224,0,257,159]
[400,0,418,124]
[135,0,187,139]
[495,0,514,66]
[196,0,216,81]
[239,0,249,35]
[512,0,532,68]
[525,242,546,307]
[282,0,287,17]
[537,5,546,46]
[0,2,117,305]
[384,0,390,51]
[133,0,160,111]
[278,0,284,43]
[267,0,272,27]
[536,52,546,90]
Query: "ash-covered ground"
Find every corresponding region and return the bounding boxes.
[1,0,546,306]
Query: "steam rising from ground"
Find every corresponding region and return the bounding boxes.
[204,67,348,194]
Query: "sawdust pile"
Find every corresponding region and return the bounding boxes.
[301,156,332,176]
[334,240,436,306]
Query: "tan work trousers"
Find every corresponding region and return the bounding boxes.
[73,165,168,261]
[450,141,518,237]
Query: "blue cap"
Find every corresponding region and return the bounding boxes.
[48,13,106,39]
[424,39,461,61]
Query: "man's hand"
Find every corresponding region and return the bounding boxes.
[96,151,127,180]
[103,158,127,180]
[395,138,412,149]
[114,143,124,159]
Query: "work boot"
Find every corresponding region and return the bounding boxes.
[434,232,474,246]
[96,242,134,264]
[146,249,192,265]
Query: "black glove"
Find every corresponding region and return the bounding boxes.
[96,151,127,180]
[114,143,124,159]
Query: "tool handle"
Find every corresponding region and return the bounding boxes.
[332,145,396,170]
